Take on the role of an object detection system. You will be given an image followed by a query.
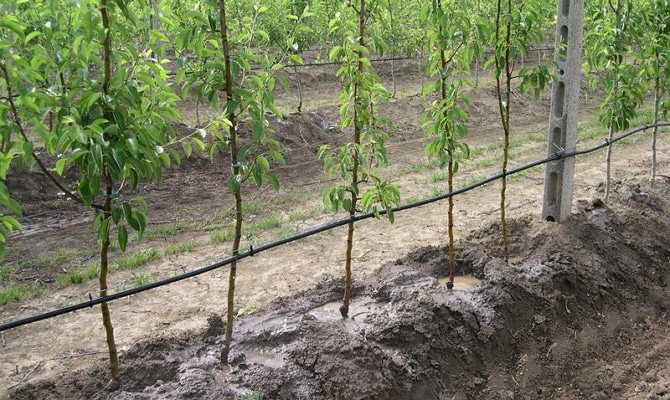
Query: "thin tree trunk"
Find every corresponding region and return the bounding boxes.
[437,0,456,288]
[494,0,511,261]
[651,75,659,187]
[219,0,240,364]
[605,0,621,203]
[341,0,366,319]
[99,0,120,388]
[605,124,614,202]
[388,0,397,98]
[391,57,397,99]
[447,153,455,286]
[99,191,120,389]
[294,65,303,113]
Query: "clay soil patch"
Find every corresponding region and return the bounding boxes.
[8,182,670,399]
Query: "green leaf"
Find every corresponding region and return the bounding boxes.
[98,217,110,242]
[111,206,123,224]
[252,165,262,186]
[54,159,67,176]
[266,173,280,191]
[227,175,240,194]
[127,137,139,157]
[0,17,24,36]
[89,176,100,198]
[24,30,41,45]
[135,211,147,233]
[118,226,128,252]
[191,137,206,151]
[132,197,148,212]
[122,202,133,222]
[182,141,192,158]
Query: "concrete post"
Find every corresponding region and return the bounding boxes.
[542,0,584,222]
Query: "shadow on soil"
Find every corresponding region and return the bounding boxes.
[10,182,670,399]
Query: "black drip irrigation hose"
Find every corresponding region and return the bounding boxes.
[1,122,668,332]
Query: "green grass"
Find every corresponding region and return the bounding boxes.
[320,228,335,236]
[0,285,21,304]
[273,196,289,205]
[85,264,99,279]
[16,248,72,271]
[457,175,491,190]
[0,282,43,305]
[199,208,236,231]
[277,225,303,241]
[0,264,17,280]
[235,393,260,400]
[410,158,440,172]
[430,186,446,197]
[403,195,424,205]
[430,171,448,182]
[130,221,187,242]
[242,202,261,214]
[164,240,197,256]
[111,248,157,271]
[249,215,282,231]
[129,272,152,287]
[56,269,85,288]
[211,228,236,244]
[288,205,324,222]
[199,222,228,232]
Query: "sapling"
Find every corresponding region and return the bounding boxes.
[420,0,477,288]
[584,0,645,202]
[486,0,551,260]
[635,0,670,186]
[176,0,310,363]
[320,0,400,318]
[0,0,200,387]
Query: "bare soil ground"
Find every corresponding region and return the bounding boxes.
[2,58,670,399]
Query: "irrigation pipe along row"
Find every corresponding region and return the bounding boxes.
[1,122,668,332]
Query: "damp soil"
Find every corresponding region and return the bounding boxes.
[8,181,670,400]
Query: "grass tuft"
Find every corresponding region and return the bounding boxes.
[0,282,43,305]
[164,240,197,256]
[111,248,157,271]
[212,229,235,244]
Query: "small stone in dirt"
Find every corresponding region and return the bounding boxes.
[339,304,349,318]
[228,352,246,365]
[447,281,454,289]
[105,379,121,392]
[592,198,605,208]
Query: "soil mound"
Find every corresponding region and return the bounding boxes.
[9,182,670,399]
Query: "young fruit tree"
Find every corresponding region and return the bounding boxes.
[420,0,479,287]
[584,0,646,202]
[176,0,311,363]
[319,0,400,318]
[0,0,200,388]
[486,0,552,259]
[635,0,670,186]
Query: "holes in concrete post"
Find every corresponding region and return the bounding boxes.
[553,82,565,118]
[547,171,559,208]
[561,0,569,17]
[558,25,568,61]
[551,127,563,151]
